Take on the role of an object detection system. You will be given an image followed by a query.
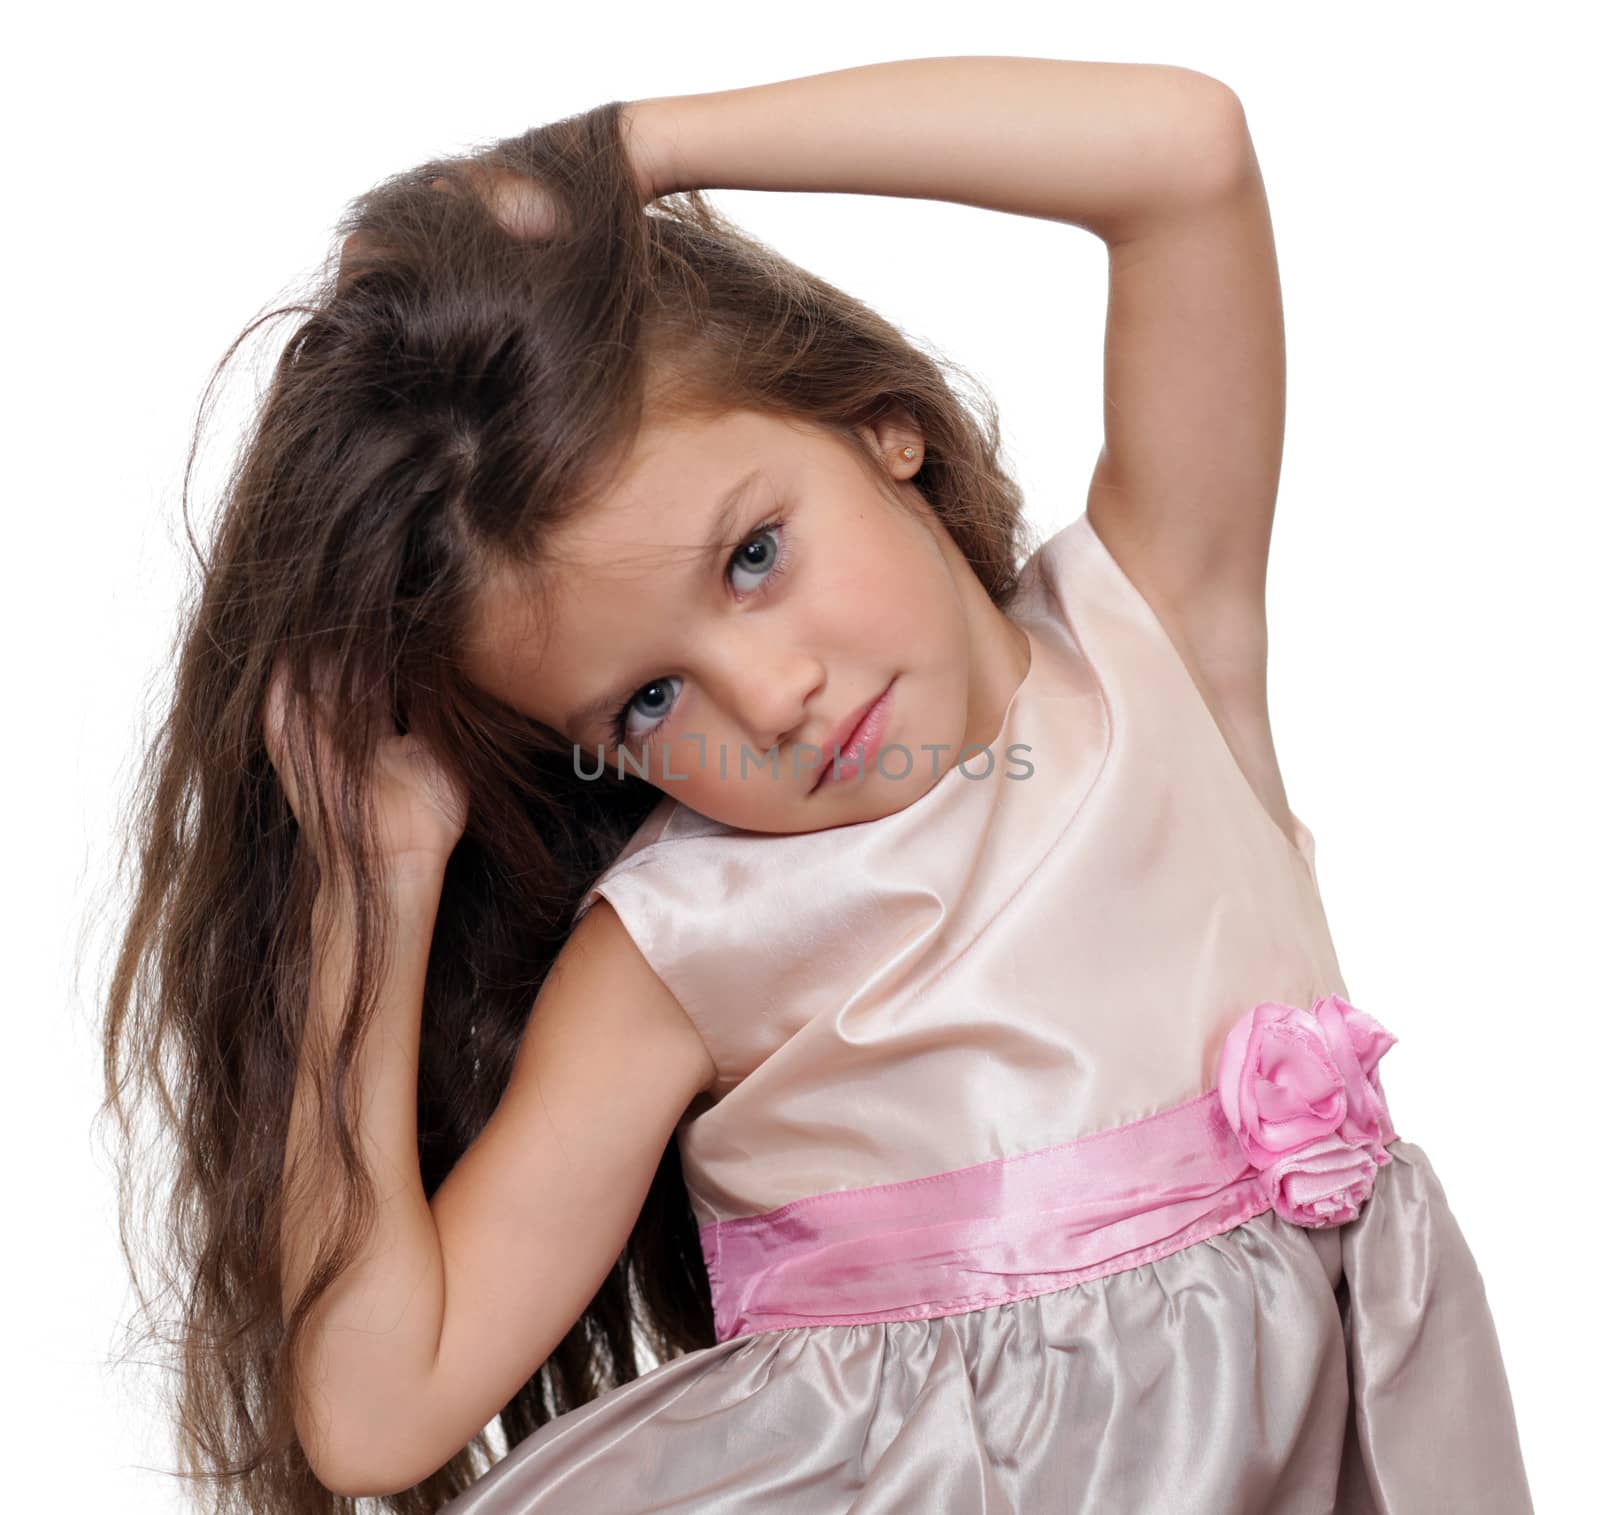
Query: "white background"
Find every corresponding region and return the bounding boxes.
[9,2,1592,1508]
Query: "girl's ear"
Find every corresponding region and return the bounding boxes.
[854,410,927,481]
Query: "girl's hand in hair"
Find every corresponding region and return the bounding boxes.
[428,160,568,238]
[621,98,679,201]
[336,111,667,289]
[261,650,470,887]
[336,162,566,290]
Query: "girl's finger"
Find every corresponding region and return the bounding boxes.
[262,651,292,756]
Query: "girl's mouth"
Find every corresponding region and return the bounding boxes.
[811,679,895,793]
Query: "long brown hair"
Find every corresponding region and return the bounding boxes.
[93,97,1035,1511]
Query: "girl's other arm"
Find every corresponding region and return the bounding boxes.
[280,871,449,1493]
[285,881,715,1498]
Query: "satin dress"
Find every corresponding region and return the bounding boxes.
[444,510,1534,1514]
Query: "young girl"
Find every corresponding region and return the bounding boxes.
[100,57,1535,1513]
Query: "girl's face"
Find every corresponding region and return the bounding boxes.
[464,406,1030,835]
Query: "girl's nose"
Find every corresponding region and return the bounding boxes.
[716,642,823,755]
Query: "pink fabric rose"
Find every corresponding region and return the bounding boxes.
[1313,994,1398,1154]
[1256,1132,1379,1229]
[1217,995,1399,1229]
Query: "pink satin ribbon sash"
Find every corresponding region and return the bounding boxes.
[699,994,1400,1344]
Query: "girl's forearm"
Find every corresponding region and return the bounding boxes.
[628,56,1245,244]
[281,871,447,1491]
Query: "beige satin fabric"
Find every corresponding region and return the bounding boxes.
[585,511,1346,1229]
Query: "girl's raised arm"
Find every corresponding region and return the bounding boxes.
[627,57,1288,826]
[626,56,1240,249]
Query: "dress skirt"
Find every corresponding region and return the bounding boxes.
[444,1072,1535,1513]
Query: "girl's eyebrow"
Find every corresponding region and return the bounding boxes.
[562,466,766,739]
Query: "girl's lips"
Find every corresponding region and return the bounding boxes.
[811,679,895,793]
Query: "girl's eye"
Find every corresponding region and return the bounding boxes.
[607,519,792,750]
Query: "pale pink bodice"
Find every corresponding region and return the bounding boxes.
[580,510,1344,1231]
